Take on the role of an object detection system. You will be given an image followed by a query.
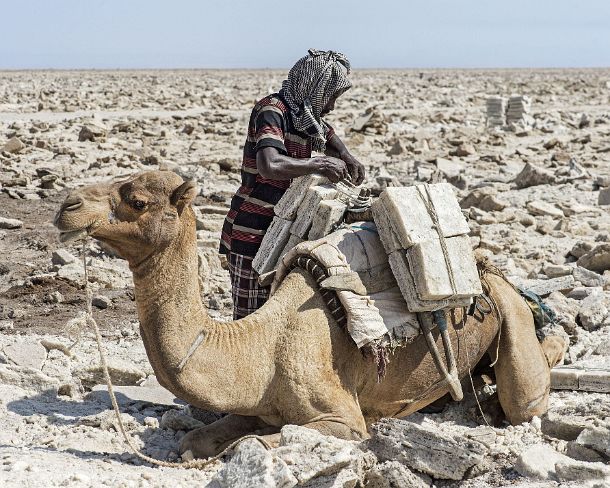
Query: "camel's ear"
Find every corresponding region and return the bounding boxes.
[171,180,198,214]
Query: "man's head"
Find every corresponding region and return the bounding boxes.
[279,49,351,150]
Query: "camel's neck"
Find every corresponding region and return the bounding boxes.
[129,210,277,412]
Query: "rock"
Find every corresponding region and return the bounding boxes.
[543,263,572,278]
[575,426,610,458]
[386,139,405,156]
[91,295,112,309]
[574,266,607,287]
[452,143,476,157]
[0,364,60,392]
[367,418,487,480]
[598,187,610,206]
[578,244,610,273]
[78,123,107,142]
[0,320,14,331]
[364,461,429,488]
[541,412,592,440]
[74,360,146,388]
[515,444,610,482]
[86,384,184,407]
[212,438,297,488]
[275,425,375,486]
[513,275,575,297]
[52,249,77,266]
[513,162,556,188]
[0,217,23,229]
[351,107,387,135]
[577,290,608,331]
[551,366,610,393]
[159,409,204,431]
[435,158,465,179]
[2,137,26,153]
[2,342,47,370]
[571,241,594,259]
[526,200,564,218]
[555,460,610,483]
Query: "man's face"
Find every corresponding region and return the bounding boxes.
[320,88,347,116]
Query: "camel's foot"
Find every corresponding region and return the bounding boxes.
[179,414,279,459]
[541,335,566,369]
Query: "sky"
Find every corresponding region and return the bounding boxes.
[1,0,609,69]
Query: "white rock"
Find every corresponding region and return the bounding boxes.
[2,342,47,370]
[367,418,487,480]
[2,137,25,153]
[213,438,297,488]
[51,249,77,266]
[526,200,565,218]
[364,460,429,488]
[0,217,23,229]
[275,425,375,486]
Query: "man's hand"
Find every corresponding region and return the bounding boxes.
[312,156,349,183]
[340,152,365,185]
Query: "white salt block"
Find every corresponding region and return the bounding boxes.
[379,184,470,248]
[406,236,482,300]
[291,185,338,238]
[278,233,303,262]
[308,199,347,240]
[371,198,403,253]
[274,174,327,220]
[388,251,472,312]
[252,217,293,275]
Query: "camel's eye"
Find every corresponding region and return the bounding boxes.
[132,199,147,210]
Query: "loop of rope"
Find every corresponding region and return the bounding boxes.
[79,240,271,469]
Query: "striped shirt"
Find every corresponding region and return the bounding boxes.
[219,94,334,257]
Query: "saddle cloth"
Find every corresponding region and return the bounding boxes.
[270,221,421,349]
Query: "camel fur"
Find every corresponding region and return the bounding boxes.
[54,171,565,459]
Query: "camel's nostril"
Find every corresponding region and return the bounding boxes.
[62,196,83,212]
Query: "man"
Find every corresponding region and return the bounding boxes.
[220,49,365,319]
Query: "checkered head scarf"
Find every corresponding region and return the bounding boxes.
[279,49,352,152]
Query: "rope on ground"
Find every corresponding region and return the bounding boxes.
[78,240,271,470]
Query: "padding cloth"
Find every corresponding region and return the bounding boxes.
[271,222,420,348]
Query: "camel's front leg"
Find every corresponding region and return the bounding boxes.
[179,414,279,459]
[492,290,564,425]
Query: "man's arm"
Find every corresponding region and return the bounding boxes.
[325,132,366,185]
[257,147,349,183]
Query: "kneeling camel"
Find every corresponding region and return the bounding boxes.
[54,171,564,459]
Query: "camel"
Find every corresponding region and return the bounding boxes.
[54,170,565,459]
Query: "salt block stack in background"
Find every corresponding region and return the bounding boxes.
[372,183,482,312]
[486,96,506,127]
[253,175,347,275]
[506,95,531,125]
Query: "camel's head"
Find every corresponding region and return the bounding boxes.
[54,171,198,264]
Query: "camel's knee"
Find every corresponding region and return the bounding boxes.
[541,335,566,369]
[504,387,549,425]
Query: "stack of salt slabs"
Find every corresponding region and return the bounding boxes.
[371,183,482,312]
[486,96,506,127]
[252,174,348,276]
[506,95,531,125]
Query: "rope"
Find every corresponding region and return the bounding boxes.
[78,241,271,469]
[415,184,458,297]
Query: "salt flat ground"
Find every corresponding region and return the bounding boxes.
[0,69,609,487]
